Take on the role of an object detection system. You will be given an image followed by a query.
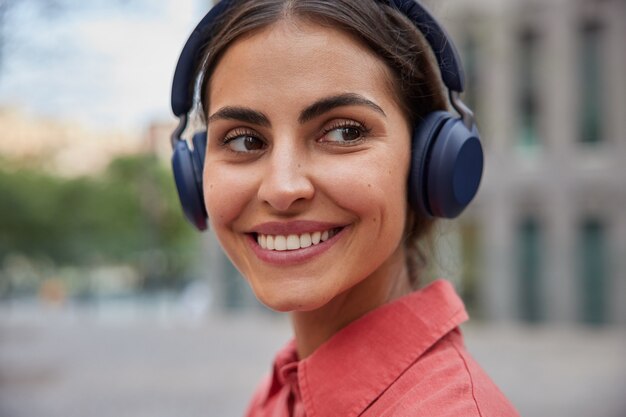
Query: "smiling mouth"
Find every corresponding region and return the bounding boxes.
[253,227,343,251]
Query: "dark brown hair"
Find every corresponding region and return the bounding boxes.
[197,0,447,288]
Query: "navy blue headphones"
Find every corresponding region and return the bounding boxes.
[170,0,483,231]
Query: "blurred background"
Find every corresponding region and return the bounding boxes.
[0,0,624,416]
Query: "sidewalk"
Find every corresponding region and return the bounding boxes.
[0,304,624,417]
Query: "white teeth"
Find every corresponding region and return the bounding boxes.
[256,229,339,251]
[274,235,287,251]
[300,233,312,248]
[286,235,300,250]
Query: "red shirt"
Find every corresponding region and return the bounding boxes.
[245,280,520,417]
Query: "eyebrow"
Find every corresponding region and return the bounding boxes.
[298,93,386,124]
[207,93,386,127]
[208,106,271,127]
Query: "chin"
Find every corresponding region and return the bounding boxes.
[254,284,333,313]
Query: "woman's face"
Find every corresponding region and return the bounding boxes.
[204,20,412,312]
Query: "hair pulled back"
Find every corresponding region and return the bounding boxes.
[197,0,448,288]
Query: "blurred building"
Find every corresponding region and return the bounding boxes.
[0,107,141,177]
[443,0,626,324]
[195,0,626,323]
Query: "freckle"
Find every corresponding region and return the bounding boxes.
[209,184,214,189]
[372,218,377,222]
[367,184,371,188]
[297,164,301,168]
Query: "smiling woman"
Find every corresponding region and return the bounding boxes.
[169,0,517,416]
[205,21,413,319]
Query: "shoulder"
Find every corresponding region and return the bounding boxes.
[363,329,520,417]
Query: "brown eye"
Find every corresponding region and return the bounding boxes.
[323,126,364,143]
[224,135,266,153]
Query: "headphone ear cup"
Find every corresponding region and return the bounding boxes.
[408,111,450,217]
[409,112,484,218]
[426,117,483,218]
[172,131,208,230]
[191,130,207,182]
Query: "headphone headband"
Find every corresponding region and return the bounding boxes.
[383,0,465,92]
[171,0,234,117]
[170,0,465,118]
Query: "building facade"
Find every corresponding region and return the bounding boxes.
[443,0,626,324]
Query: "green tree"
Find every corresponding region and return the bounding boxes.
[0,154,198,293]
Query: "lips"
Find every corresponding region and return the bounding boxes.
[246,221,347,265]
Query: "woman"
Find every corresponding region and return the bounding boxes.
[169,0,519,415]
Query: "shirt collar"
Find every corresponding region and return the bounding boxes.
[262,279,468,417]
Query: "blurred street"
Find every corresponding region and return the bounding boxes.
[0,301,625,417]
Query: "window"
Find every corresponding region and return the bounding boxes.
[578,218,608,324]
[462,32,480,115]
[517,217,543,322]
[578,20,605,144]
[517,27,541,149]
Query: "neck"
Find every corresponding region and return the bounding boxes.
[290,248,411,359]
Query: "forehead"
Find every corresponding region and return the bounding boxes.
[207,19,398,116]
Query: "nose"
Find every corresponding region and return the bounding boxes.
[257,141,315,212]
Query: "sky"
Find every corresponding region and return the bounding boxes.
[0,0,208,133]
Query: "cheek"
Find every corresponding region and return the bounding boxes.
[203,164,254,228]
[317,148,410,222]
